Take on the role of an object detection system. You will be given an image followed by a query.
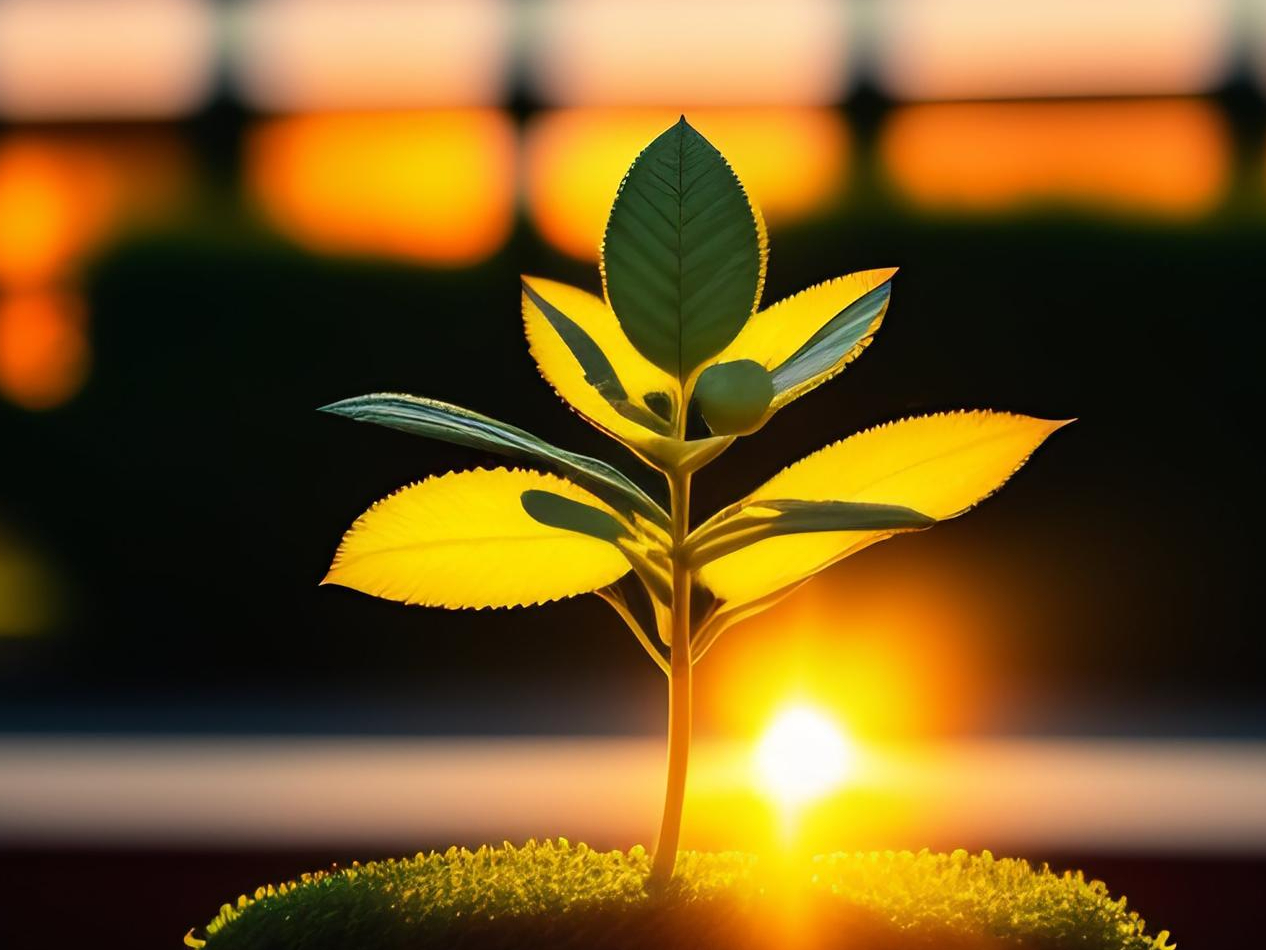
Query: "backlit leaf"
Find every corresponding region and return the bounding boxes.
[319,392,667,527]
[770,281,892,397]
[602,117,765,379]
[699,411,1069,604]
[688,499,934,567]
[522,277,731,471]
[521,280,672,435]
[323,468,630,609]
[711,268,897,411]
[521,489,630,543]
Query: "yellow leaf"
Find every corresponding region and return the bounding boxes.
[699,411,1069,604]
[521,276,729,469]
[711,267,897,410]
[323,468,630,609]
[522,276,673,434]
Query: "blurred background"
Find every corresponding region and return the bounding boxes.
[1,0,1264,946]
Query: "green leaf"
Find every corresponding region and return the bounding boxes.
[602,117,763,380]
[692,359,773,435]
[521,489,630,543]
[770,280,892,395]
[319,394,668,527]
[687,499,934,567]
[521,489,673,605]
[520,280,673,435]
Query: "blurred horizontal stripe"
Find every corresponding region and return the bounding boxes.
[5,1,1266,117]
[525,0,851,106]
[0,0,217,120]
[1,737,1262,853]
[874,0,1233,101]
[229,0,513,112]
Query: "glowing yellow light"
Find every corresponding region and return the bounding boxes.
[754,705,855,807]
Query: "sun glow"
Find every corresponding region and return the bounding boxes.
[754,705,856,808]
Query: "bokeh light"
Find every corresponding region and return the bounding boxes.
[246,111,516,267]
[230,0,511,111]
[0,132,188,409]
[875,0,1231,101]
[0,137,124,289]
[0,0,215,120]
[528,0,850,106]
[0,290,90,411]
[525,108,848,260]
[880,100,1227,218]
[0,525,64,638]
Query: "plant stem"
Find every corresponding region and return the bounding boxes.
[650,466,692,886]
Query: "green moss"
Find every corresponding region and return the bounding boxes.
[187,840,1173,950]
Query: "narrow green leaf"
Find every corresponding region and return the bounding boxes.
[692,359,773,435]
[520,507,671,608]
[602,117,762,379]
[521,489,630,543]
[687,499,934,567]
[319,394,668,527]
[522,280,628,403]
[521,281,673,435]
[770,280,892,394]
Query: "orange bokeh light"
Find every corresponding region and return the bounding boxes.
[0,132,189,289]
[880,100,1227,218]
[246,111,516,267]
[525,108,849,261]
[0,290,90,410]
[0,132,187,409]
[0,139,120,289]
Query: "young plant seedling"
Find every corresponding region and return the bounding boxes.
[321,118,1067,887]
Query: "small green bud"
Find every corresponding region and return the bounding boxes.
[693,360,774,435]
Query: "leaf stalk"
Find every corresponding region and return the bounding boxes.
[596,586,668,675]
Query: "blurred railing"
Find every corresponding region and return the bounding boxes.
[1,0,1265,119]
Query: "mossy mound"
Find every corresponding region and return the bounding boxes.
[187,840,1173,950]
